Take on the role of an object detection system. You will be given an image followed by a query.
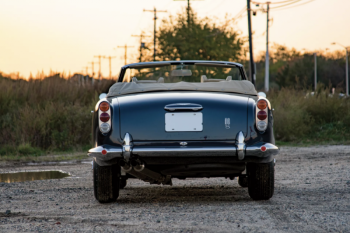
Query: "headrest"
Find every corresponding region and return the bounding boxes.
[132,77,157,83]
[201,75,227,83]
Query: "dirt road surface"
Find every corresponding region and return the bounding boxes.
[1,145,350,232]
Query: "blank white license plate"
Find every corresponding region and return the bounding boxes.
[165,113,203,132]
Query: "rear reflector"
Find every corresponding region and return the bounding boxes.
[257,111,267,120]
[101,149,107,155]
[261,146,267,152]
[100,123,111,133]
[257,121,267,131]
[99,102,110,112]
[100,113,110,122]
[257,99,267,110]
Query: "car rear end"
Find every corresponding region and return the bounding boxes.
[88,61,279,203]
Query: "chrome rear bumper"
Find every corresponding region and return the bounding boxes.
[88,131,279,162]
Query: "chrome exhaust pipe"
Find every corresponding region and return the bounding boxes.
[120,159,172,185]
[120,160,132,172]
[134,164,145,172]
[130,159,145,172]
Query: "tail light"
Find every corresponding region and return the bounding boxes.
[99,101,111,133]
[256,99,269,132]
[257,99,267,110]
[99,102,110,112]
[100,113,110,122]
[257,111,267,120]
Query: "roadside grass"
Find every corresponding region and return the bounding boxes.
[0,143,91,162]
[0,74,114,155]
[269,88,350,144]
[0,153,88,162]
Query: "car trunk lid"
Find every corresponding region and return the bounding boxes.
[116,92,249,141]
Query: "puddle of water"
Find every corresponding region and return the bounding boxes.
[25,159,92,166]
[0,170,70,183]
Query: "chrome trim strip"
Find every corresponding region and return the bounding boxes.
[245,143,279,157]
[88,146,123,161]
[236,131,246,160]
[164,103,203,111]
[88,142,279,160]
[122,133,133,162]
[165,107,203,111]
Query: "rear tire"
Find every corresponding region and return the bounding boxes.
[120,177,127,189]
[93,160,120,203]
[247,161,274,200]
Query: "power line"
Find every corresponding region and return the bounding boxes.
[252,0,297,5]
[270,0,303,9]
[270,0,315,10]
[234,6,247,18]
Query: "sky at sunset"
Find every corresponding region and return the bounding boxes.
[1,0,349,79]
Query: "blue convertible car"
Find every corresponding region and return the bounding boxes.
[88,61,279,203]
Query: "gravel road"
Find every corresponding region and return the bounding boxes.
[1,145,350,232]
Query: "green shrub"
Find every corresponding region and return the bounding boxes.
[0,145,16,156]
[17,143,42,156]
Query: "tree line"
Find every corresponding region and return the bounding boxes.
[140,8,348,93]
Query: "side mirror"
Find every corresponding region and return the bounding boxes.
[99,93,107,100]
[258,92,266,98]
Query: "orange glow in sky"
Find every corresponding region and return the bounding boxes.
[0,0,349,78]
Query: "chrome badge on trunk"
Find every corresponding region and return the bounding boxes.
[225,118,230,129]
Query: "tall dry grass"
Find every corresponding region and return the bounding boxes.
[0,75,349,156]
[269,88,350,142]
[0,75,115,154]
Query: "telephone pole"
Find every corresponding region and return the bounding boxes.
[117,44,134,65]
[83,66,88,75]
[174,0,203,25]
[144,8,167,61]
[88,62,96,78]
[314,53,317,91]
[88,61,96,84]
[265,2,270,92]
[102,56,116,79]
[332,42,349,96]
[132,32,151,62]
[82,66,89,85]
[247,0,256,86]
[94,55,103,80]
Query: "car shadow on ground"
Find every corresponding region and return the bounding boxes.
[111,183,255,204]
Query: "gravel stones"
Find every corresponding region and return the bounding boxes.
[0,145,349,232]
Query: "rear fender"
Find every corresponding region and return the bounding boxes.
[245,97,275,145]
[92,98,122,146]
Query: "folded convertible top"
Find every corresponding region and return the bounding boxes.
[107,80,257,97]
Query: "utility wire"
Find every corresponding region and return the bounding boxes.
[233,6,247,20]
[270,0,303,9]
[271,0,315,10]
[252,0,298,5]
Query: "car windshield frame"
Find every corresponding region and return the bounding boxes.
[117,61,248,83]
